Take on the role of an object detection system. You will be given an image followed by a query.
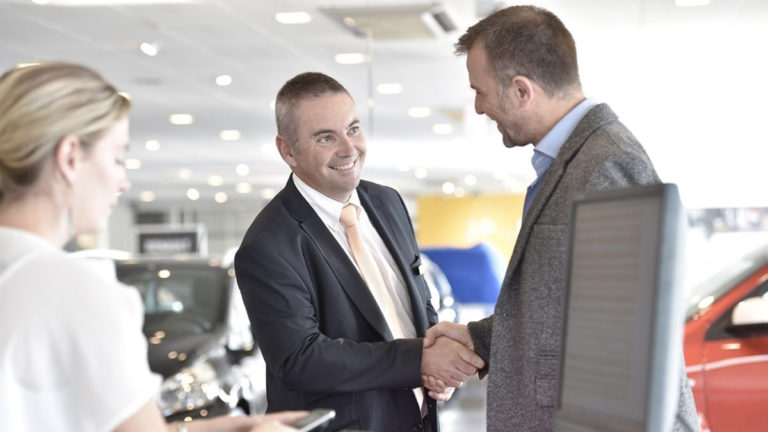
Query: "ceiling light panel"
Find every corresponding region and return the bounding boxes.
[334,52,367,64]
[275,11,312,24]
[169,113,194,125]
[41,0,199,5]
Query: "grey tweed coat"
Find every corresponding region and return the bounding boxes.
[467,103,700,432]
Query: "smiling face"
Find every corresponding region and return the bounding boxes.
[467,42,535,148]
[71,116,131,235]
[278,92,365,202]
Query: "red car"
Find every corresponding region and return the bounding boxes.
[684,243,768,432]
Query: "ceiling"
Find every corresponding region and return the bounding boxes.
[1,0,767,209]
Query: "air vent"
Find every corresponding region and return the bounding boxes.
[321,3,458,39]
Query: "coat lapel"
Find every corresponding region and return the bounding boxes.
[358,183,429,334]
[502,104,618,284]
[282,176,394,341]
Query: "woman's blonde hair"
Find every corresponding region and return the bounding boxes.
[0,61,130,201]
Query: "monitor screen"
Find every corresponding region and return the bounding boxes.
[555,184,685,432]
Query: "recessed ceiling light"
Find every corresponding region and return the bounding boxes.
[235,164,250,176]
[334,53,367,65]
[169,113,194,125]
[275,11,312,24]
[125,158,142,170]
[43,0,198,4]
[408,107,431,118]
[139,42,159,57]
[270,99,276,111]
[454,187,466,198]
[215,74,232,86]
[207,175,223,186]
[139,191,155,202]
[397,164,410,172]
[16,61,41,68]
[376,83,403,95]
[219,129,241,141]
[235,182,252,194]
[675,0,709,6]
[178,168,191,179]
[442,181,456,195]
[145,140,160,151]
[260,188,277,200]
[432,123,453,134]
[214,192,228,203]
[464,174,477,186]
[414,167,428,179]
[186,188,200,200]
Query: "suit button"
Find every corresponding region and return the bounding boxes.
[413,423,424,432]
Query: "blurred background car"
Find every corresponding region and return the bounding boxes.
[71,250,267,423]
[420,254,459,323]
[684,242,768,432]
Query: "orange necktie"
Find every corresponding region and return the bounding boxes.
[339,203,425,412]
[339,203,407,339]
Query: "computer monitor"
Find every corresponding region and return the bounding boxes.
[555,184,686,432]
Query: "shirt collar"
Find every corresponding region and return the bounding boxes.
[530,97,599,179]
[535,97,599,160]
[292,173,361,231]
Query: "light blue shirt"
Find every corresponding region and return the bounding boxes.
[522,98,600,217]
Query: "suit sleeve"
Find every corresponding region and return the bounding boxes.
[235,245,423,393]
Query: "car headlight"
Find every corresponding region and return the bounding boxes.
[158,361,222,416]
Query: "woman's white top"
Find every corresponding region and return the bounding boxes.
[0,227,161,431]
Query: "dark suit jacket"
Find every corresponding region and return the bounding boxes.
[467,104,700,431]
[235,176,438,432]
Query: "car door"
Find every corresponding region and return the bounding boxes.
[702,267,768,432]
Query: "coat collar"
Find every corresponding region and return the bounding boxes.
[281,176,429,340]
[502,103,618,284]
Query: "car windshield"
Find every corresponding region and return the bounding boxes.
[116,262,229,334]
[686,242,768,320]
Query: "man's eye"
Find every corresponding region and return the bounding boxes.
[348,126,360,136]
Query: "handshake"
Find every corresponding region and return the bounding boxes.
[420,322,485,402]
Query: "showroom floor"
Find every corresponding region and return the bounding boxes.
[436,376,487,431]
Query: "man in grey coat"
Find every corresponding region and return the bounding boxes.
[422,5,701,432]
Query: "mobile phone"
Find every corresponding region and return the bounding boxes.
[290,408,336,432]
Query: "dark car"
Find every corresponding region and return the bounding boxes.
[684,241,768,432]
[72,251,267,422]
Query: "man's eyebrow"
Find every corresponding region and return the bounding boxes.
[348,119,360,128]
[311,128,336,138]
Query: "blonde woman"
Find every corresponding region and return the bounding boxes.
[0,62,304,432]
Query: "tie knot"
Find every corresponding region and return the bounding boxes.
[340,203,358,228]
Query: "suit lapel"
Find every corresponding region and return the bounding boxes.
[282,176,394,341]
[502,104,618,283]
[358,183,429,334]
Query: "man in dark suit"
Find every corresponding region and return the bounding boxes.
[422,5,701,432]
[235,72,484,432]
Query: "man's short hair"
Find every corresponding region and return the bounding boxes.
[455,5,581,97]
[275,72,351,146]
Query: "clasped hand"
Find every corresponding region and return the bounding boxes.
[420,322,484,402]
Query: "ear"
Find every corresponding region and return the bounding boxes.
[509,75,536,108]
[54,134,82,185]
[276,135,297,167]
